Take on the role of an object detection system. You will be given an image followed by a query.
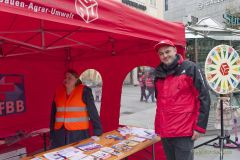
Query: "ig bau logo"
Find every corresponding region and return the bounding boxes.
[75,0,99,23]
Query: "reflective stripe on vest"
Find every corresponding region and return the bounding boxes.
[56,117,89,122]
[57,107,87,112]
[54,84,89,130]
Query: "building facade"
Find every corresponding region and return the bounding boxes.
[164,0,240,26]
[164,0,240,66]
[120,0,163,19]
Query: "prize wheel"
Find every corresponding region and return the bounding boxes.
[205,45,240,94]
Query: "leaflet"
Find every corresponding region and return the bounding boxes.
[68,153,88,160]
[91,151,111,159]
[30,158,44,160]
[130,127,156,139]
[80,156,95,160]
[57,147,83,158]
[100,147,115,153]
[43,151,64,160]
[122,140,139,147]
[128,136,146,142]
[111,150,123,156]
[118,126,131,136]
[112,141,132,152]
[76,142,102,151]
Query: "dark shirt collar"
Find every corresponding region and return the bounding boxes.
[155,54,183,78]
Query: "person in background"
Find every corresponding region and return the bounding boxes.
[154,40,210,160]
[138,72,147,102]
[230,89,240,144]
[145,72,155,103]
[95,84,102,102]
[233,114,240,144]
[50,69,102,148]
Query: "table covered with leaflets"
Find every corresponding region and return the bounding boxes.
[22,126,160,160]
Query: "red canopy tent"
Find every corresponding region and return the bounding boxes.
[0,0,185,158]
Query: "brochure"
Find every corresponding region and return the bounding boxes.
[100,147,123,157]
[76,142,102,151]
[100,147,115,153]
[130,127,156,139]
[30,158,44,160]
[57,147,83,158]
[122,140,139,147]
[80,156,95,160]
[68,153,88,160]
[117,127,131,136]
[112,142,132,152]
[128,136,146,142]
[111,150,123,156]
[43,151,64,160]
[105,134,124,140]
[91,151,111,159]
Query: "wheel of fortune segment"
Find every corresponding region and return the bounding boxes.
[205,45,240,94]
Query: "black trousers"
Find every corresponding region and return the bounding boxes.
[51,127,89,148]
[146,87,155,102]
[140,86,147,101]
[161,137,194,160]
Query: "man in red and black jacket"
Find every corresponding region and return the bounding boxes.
[154,40,210,160]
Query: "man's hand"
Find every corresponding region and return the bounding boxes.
[191,130,200,141]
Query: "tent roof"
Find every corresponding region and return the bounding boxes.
[0,0,185,58]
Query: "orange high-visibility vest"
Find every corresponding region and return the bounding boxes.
[54,84,89,130]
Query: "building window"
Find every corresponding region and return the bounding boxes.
[165,0,168,11]
[150,0,156,7]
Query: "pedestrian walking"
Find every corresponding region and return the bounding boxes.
[138,72,147,102]
[145,73,155,102]
[231,90,240,144]
[95,84,102,102]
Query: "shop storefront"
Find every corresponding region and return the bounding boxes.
[186,12,240,67]
[186,39,238,67]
